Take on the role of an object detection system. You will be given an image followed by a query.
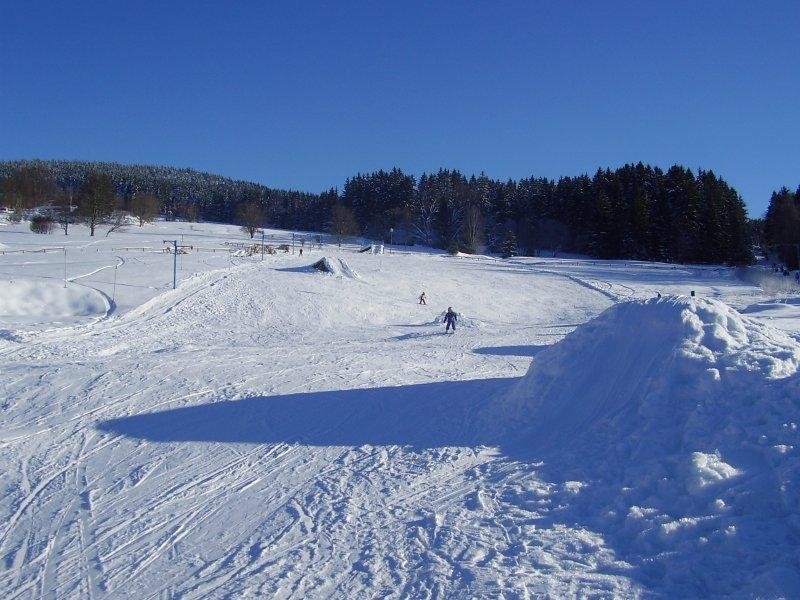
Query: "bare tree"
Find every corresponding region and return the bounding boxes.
[185,203,199,222]
[1,179,24,215]
[411,184,438,246]
[77,172,116,236]
[237,202,264,238]
[53,187,76,235]
[1,165,57,211]
[105,210,130,236]
[131,193,160,227]
[461,204,484,254]
[441,194,466,254]
[329,203,359,246]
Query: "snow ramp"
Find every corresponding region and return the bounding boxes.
[312,257,360,279]
[337,258,360,279]
[496,296,800,597]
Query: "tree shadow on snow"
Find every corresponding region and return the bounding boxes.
[96,377,516,449]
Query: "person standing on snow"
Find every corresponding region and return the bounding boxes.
[419,291,427,305]
[444,307,457,333]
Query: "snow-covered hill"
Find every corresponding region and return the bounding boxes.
[1,220,799,598]
[495,297,800,596]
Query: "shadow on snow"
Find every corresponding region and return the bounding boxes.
[93,375,753,594]
[96,377,515,449]
[472,344,547,357]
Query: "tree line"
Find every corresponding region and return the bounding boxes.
[0,159,753,264]
[763,185,800,269]
[0,164,161,236]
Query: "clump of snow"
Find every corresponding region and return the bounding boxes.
[433,310,482,328]
[687,451,741,495]
[0,279,108,322]
[495,296,800,596]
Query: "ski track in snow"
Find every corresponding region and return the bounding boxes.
[1,221,797,598]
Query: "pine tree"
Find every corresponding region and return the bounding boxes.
[329,204,360,246]
[0,159,755,266]
[764,187,800,268]
[501,229,518,258]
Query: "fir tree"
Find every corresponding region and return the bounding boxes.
[501,229,518,258]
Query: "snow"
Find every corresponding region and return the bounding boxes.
[311,256,360,278]
[1,219,799,598]
[496,296,800,596]
[0,279,108,324]
[688,451,742,494]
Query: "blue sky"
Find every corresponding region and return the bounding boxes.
[1,1,798,216]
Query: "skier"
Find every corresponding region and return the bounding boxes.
[299,247,303,256]
[444,307,457,333]
[418,291,427,305]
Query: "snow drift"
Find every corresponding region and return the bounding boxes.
[0,279,108,323]
[498,296,800,596]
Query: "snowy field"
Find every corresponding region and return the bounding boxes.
[1,219,799,598]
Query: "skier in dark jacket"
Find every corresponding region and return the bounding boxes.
[444,307,457,333]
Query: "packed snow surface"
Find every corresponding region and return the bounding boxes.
[1,218,799,598]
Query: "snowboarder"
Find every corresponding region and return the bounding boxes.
[419,291,427,305]
[444,307,457,333]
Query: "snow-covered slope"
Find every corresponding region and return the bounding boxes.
[497,297,800,596]
[1,220,799,598]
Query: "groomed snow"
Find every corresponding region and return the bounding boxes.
[1,218,799,598]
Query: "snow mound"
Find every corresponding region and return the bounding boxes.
[312,257,360,279]
[498,296,800,596]
[433,310,482,328]
[0,279,108,322]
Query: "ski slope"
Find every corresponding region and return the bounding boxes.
[1,219,799,598]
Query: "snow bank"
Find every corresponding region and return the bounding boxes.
[0,279,108,321]
[498,296,800,596]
